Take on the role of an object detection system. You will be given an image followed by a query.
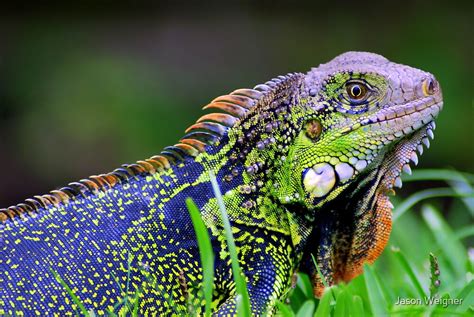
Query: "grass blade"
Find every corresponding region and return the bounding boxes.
[333,288,348,317]
[276,300,295,317]
[402,169,474,216]
[363,264,389,316]
[454,226,474,241]
[296,273,314,299]
[421,205,467,277]
[454,280,474,312]
[392,248,427,298]
[393,187,466,221]
[209,171,251,316]
[287,274,312,311]
[403,169,474,184]
[124,252,133,311]
[314,289,333,317]
[50,268,89,316]
[186,198,215,317]
[351,295,364,317]
[447,170,474,216]
[295,300,315,317]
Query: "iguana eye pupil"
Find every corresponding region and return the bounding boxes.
[346,82,368,102]
[351,85,361,96]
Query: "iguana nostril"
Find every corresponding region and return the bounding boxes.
[422,78,437,96]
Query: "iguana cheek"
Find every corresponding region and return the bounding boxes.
[302,163,336,197]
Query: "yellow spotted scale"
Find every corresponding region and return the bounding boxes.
[0,52,442,315]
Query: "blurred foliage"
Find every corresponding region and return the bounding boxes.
[0,1,472,206]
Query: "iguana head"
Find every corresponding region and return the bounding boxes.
[284,51,442,207]
[278,51,442,296]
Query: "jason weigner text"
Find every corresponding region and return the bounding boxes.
[395,296,463,308]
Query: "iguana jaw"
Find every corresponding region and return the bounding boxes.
[321,120,440,291]
[307,119,439,297]
[308,96,443,297]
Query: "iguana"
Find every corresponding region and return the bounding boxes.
[0,52,442,316]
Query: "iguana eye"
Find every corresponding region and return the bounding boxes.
[346,81,369,103]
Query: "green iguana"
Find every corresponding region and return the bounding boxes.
[0,52,442,315]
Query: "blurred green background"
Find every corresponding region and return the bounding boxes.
[0,1,472,207]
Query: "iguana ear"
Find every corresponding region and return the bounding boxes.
[298,168,392,297]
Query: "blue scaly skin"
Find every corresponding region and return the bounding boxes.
[0,52,442,315]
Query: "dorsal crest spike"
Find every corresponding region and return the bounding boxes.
[230,88,263,99]
[9,206,23,218]
[179,138,207,152]
[32,196,48,209]
[126,164,147,176]
[173,143,200,157]
[58,187,77,198]
[80,178,101,193]
[18,203,33,213]
[211,95,257,109]
[185,122,227,136]
[254,84,271,91]
[111,168,132,180]
[1,72,304,223]
[196,113,239,127]
[68,182,90,196]
[24,198,43,210]
[0,208,16,221]
[136,160,156,174]
[89,175,110,188]
[101,174,119,187]
[181,131,219,144]
[150,156,171,169]
[161,146,186,160]
[41,194,58,205]
[50,190,70,204]
[202,102,248,118]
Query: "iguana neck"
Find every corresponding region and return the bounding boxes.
[194,73,315,251]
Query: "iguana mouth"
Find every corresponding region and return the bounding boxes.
[338,94,443,193]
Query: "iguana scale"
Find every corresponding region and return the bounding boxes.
[0,52,443,315]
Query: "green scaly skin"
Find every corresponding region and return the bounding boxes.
[0,52,442,315]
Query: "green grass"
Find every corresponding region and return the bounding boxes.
[186,198,214,317]
[209,171,252,316]
[51,168,474,316]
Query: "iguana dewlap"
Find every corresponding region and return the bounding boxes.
[0,52,442,315]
